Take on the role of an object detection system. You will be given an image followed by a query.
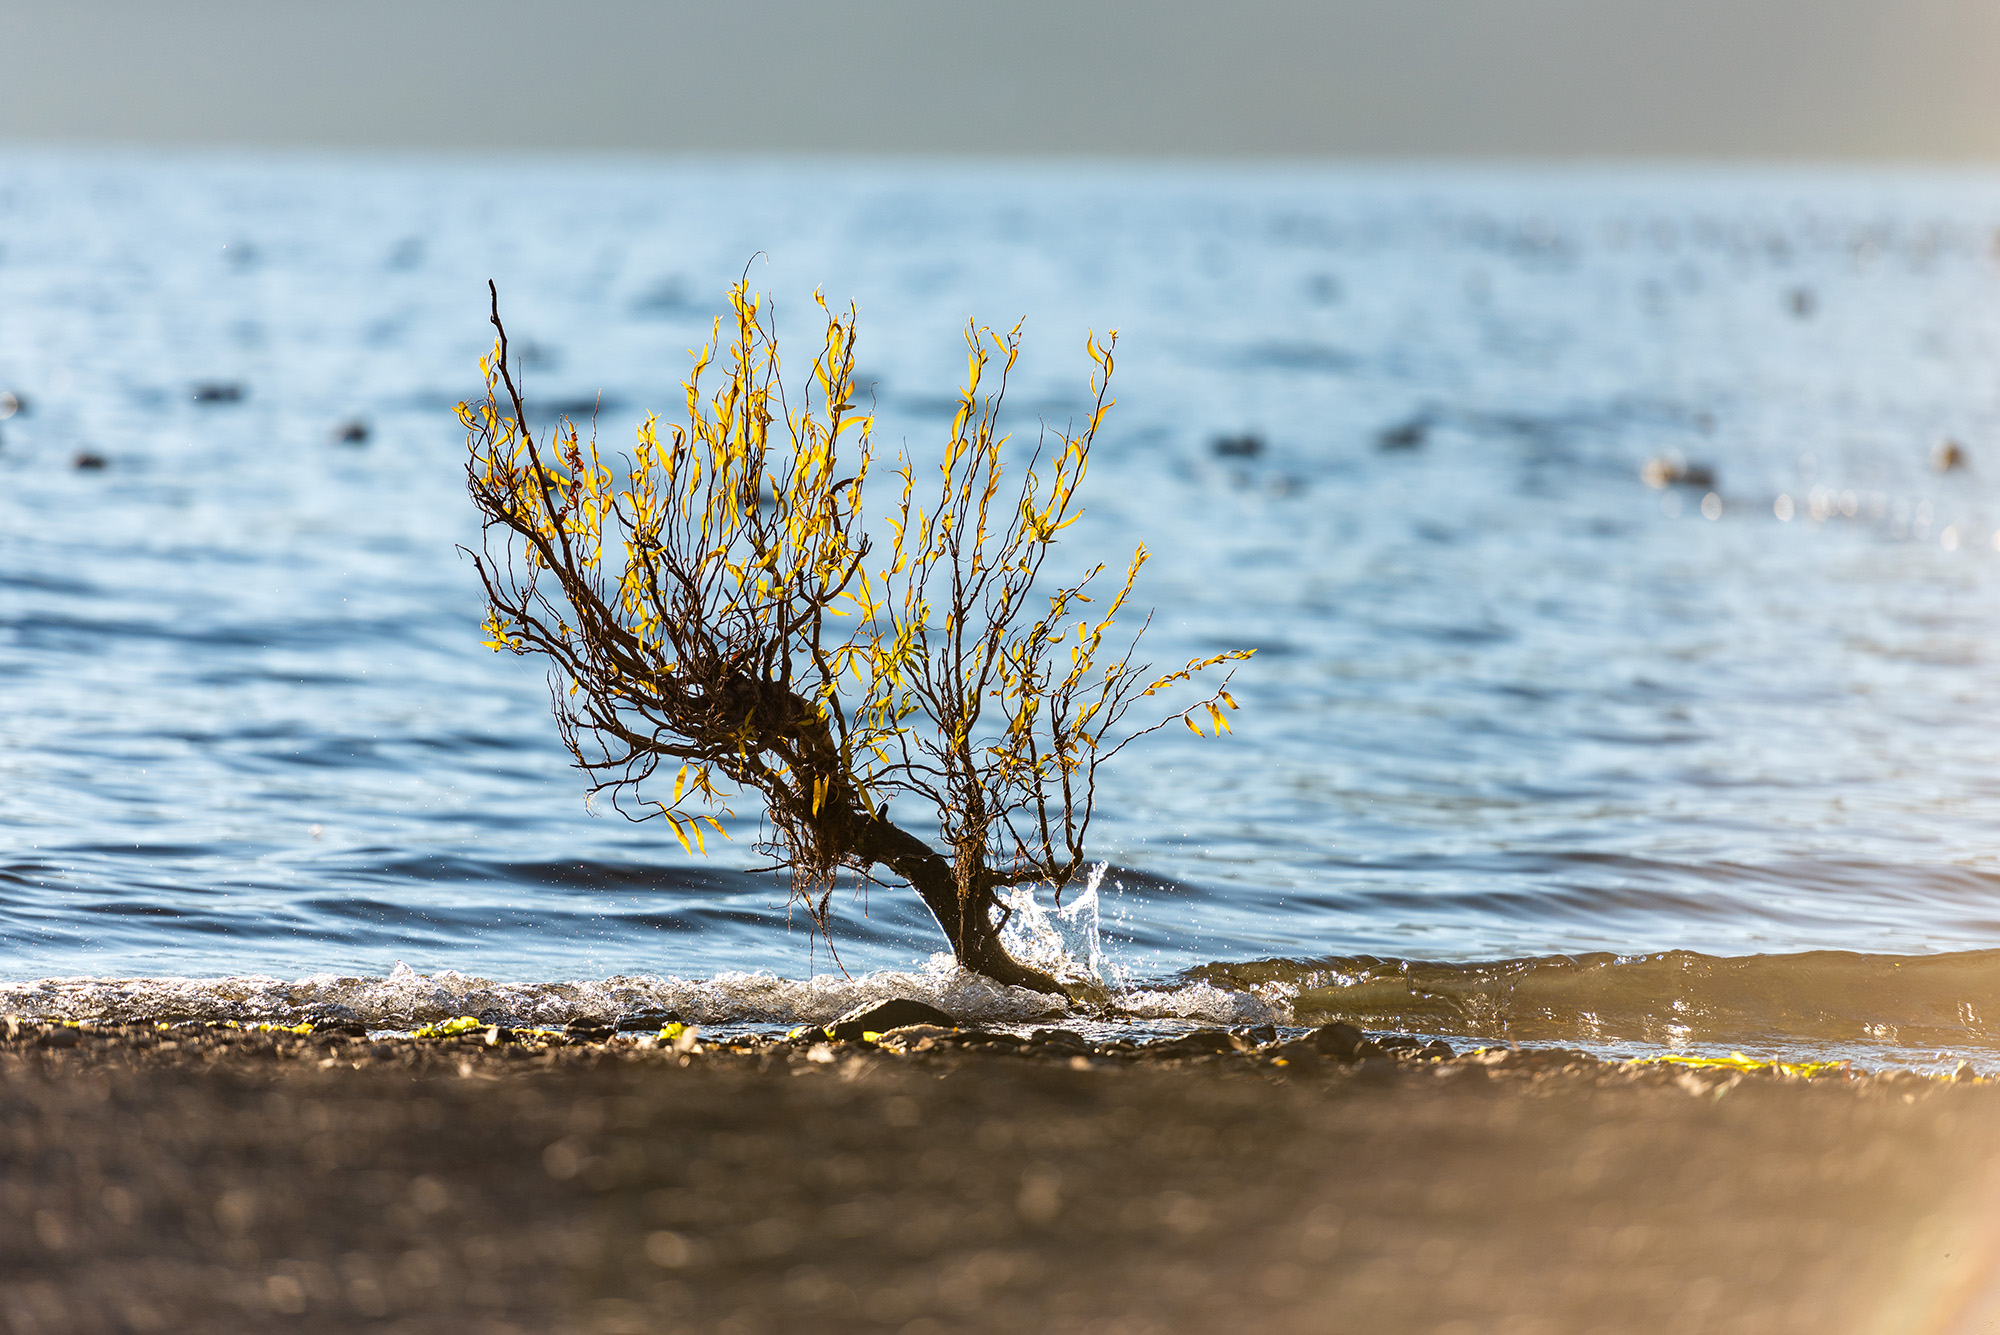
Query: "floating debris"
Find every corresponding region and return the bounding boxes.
[192,382,245,404]
[72,451,107,471]
[1631,1051,1851,1078]
[1213,432,1263,458]
[1376,416,1430,450]
[332,417,370,444]
[1640,454,1716,490]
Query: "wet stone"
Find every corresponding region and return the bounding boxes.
[826,998,956,1042]
[1265,1040,1322,1067]
[1029,1029,1090,1052]
[1309,1022,1383,1062]
[616,1010,684,1032]
[875,1024,955,1052]
[1350,1056,1403,1084]
[1142,1030,1236,1058]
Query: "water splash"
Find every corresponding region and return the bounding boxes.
[996,864,1126,990]
[1108,979,1284,1027]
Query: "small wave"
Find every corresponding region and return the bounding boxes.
[1193,948,2000,1051]
[0,965,1284,1032]
[0,960,1061,1030]
[0,865,1293,1033]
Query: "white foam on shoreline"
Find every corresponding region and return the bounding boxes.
[0,874,1299,1029]
[0,958,1284,1030]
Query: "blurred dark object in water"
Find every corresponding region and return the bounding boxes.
[530,395,617,421]
[1377,415,1430,450]
[1788,286,1817,318]
[1932,439,1968,472]
[1214,432,1263,458]
[0,391,24,419]
[333,418,370,445]
[1640,453,1716,490]
[633,277,693,315]
[515,341,560,370]
[73,451,107,471]
[193,382,244,404]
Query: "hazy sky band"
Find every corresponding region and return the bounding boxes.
[5,0,2000,159]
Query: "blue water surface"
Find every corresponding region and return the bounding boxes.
[6,152,2000,988]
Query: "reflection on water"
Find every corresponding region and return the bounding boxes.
[5,152,2000,1057]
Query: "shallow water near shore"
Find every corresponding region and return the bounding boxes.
[6,151,2000,1065]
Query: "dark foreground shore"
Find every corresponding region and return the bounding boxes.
[3,1018,1998,1335]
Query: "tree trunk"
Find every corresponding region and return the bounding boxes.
[854,815,1066,995]
[767,681,1066,996]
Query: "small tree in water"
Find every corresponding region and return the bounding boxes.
[460,279,1249,994]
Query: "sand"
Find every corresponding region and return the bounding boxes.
[2,1019,1998,1335]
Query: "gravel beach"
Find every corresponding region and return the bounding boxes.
[3,1018,1997,1335]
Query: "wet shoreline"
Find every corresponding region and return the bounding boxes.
[10,948,2000,1075]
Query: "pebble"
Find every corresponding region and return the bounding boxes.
[874,1024,956,1052]
[825,998,956,1042]
[1029,1028,1090,1051]
[1309,1022,1383,1061]
[615,1010,684,1032]
[1142,1030,1235,1058]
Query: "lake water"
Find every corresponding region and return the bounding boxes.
[6,150,2000,1068]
